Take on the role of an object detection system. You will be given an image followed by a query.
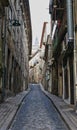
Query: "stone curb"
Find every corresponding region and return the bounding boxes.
[40,83,75,130]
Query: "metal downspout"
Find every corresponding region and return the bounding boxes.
[66,0,74,104]
[73,0,77,108]
[66,0,74,43]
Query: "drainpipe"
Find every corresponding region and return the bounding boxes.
[66,0,76,105]
[66,0,74,43]
[73,0,77,109]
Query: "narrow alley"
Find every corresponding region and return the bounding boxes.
[0,0,77,130]
[9,84,69,130]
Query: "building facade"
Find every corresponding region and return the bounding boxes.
[48,0,77,106]
[29,50,40,83]
[0,0,32,101]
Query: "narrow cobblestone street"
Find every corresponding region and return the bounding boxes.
[0,1,77,130]
[9,84,69,130]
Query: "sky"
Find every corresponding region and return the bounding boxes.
[29,0,50,45]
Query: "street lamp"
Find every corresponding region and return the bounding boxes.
[12,19,21,27]
[9,19,21,27]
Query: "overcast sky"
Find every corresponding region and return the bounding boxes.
[29,0,50,45]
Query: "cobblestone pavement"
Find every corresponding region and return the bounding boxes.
[9,84,69,130]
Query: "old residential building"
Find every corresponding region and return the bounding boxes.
[29,49,40,83]
[29,22,48,84]
[48,0,77,107]
[0,0,32,101]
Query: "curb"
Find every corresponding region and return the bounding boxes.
[40,83,71,130]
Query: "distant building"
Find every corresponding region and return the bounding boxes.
[32,37,39,54]
[29,50,40,83]
[29,22,48,84]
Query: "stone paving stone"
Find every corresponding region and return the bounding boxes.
[9,84,69,130]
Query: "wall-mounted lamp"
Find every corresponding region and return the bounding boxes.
[9,18,21,27]
[12,19,21,27]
